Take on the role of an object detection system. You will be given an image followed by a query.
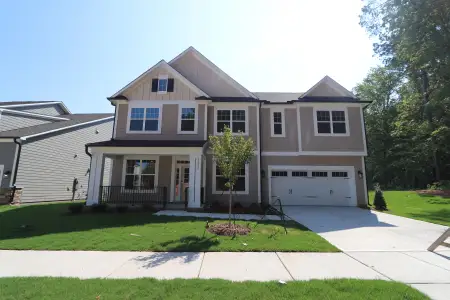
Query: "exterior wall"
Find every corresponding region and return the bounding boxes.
[115,103,206,140]
[300,107,365,152]
[261,108,298,152]
[110,156,123,186]
[306,84,341,97]
[261,156,366,206]
[122,65,200,100]
[15,120,113,203]
[205,154,259,206]
[14,104,65,116]
[0,112,51,132]
[170,51,246,97]
[0,142,17,188]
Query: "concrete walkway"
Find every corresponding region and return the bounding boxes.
[0,250,449,299]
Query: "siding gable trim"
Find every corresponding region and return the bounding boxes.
[301,76,355,98]
[0,102,71,114]
[0,108,70,121]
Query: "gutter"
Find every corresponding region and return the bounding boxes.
[0,108,70,121]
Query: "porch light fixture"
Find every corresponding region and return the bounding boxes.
[3,170,11,178]
[358,170,363,179]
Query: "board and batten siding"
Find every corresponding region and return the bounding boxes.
[15,119,113,203]
[14,104,65,116]
[0,113,52,132]
[0,142,17,188]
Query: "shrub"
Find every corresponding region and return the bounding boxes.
[428,180,450,191]
[247,203,264,214]
[91,203,108,213]
[116,205,128,213]
[373,183,387,211]
[68,203,84,214]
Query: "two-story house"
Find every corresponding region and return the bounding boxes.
[86,47,370,209]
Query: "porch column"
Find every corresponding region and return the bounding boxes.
[188,153,202,208]
[86,151,105,206]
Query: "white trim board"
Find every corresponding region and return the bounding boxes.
[90,146,203,156]
[261,151,367,156]
[177,103,198,135]
[111,60,209,98]
[0,102,71,114]
[0,108,70,121]
[0,164,4,187]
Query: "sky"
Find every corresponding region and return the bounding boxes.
[0,0,379,114]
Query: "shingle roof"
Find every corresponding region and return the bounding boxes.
[0,113,113,138]
[86,139,206,148]
[0,101,57,106]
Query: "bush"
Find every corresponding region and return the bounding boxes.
[68,203,84,214]
[247,203,264,214]
[373,183,387,211]
[91,203,108,213]
[116,205,128,213]
[427,180,450,190]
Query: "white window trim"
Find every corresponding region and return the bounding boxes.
[157,74,169,94]
[126,102,163,134]
[313,107,350,137]
[213,107,249,136]
[177,103,198,134]
[212,161,249,195]
[270,108,286,137]
[121,155,160,191]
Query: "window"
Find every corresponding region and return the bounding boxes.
[179,107,196,133]
[129,107,160,132]
[158,78,168,92]
[216,109,246,134]
[271,109,285,137]
[271,171,288,177]
[315,110,347,135]
[215,164,247,193]
[124,159,156,190]
[312,171,328,177]
[292,171,308,177]
[332,171,348,178]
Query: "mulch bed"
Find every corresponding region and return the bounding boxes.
[207,223,251,236]
[416,189,450,197]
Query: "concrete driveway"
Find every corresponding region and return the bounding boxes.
[283,206,448,251]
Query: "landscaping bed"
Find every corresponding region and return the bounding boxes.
[0,277,429,300]
[0,202,338,252]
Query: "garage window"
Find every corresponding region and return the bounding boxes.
[292,171,308,177]
[332,171,348,178]
[312,171,328,177]
[271,171,288,177]
[315,109,348,135]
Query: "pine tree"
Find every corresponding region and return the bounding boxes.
[373,183,387,211]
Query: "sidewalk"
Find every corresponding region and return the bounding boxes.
[0,250,449,299]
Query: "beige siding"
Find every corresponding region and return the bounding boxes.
[205,154,259,206]
[261,156,366,206]
[300,107,365,152]
[110,156,123,186]
[15,120,113,202]
[306,83,341,97]
[115,103,206,140]
[261,108,298,152]
[158,156,172,190]
[170,51,246,97]
[122,65,199,100]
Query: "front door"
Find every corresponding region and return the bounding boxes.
[174,164,190,202]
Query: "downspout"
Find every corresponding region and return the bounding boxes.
[85,145,92,200]
[362,106,370,206]
[258,102,263,207]
[11,137,22,203]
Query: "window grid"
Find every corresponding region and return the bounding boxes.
[316,110,347,134]
[129,107,160,132]
[312,171,328,177]
[216,109,246,134]
[215,165,246,192]
[180,107,196,132]
[271,171,288,177]
[273,112,283,135]
[292,171,308,177]
[158,78,168,92]
[124,159,156,190]
[332,171,348,178]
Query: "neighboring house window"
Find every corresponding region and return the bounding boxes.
[315,110,347,135]
[216,109,246,134]
[179,107,196,133]
[124,159,156,190]
[129,107,160,132]
[214,164,248,193]
[270,109,285,137]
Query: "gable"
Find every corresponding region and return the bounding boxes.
[119,62,205,100]
[302,76,355,98]
[170,48,254,98]
[14,103,65,116]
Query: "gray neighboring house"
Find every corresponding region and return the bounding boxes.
[0,101,113,203]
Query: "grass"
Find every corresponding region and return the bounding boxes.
[0,277,429,300]
[0,202,338,252]
[369,190,450,226]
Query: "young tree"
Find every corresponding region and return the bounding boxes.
[209,126,255,225]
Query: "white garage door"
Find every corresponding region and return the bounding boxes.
[270,168,356,206]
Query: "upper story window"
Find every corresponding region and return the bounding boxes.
[216,109,247,134]
[128,107,161,133]
[315,109,348,135]
[151,76,174,93]
[270,109,285,137]
[178,106,197,134]
[158,78,168,92]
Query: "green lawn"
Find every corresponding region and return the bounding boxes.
[369,190,450,226]
[0,203,338,252]
[0,277,429,300]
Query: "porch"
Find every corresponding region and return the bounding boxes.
[85,140,206,209]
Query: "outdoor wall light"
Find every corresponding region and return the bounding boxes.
[260,169,265,179]
[3,170,11,178]
[358,170,363,179]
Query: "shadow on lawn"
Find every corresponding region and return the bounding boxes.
[409,208,450,226]
[0,203,217,241]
